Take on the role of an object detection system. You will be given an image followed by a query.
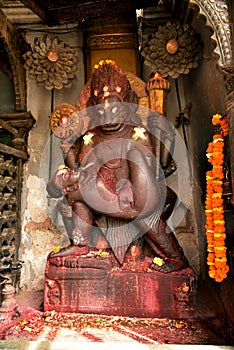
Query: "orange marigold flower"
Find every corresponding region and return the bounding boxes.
[207,250,215,259]
[214,227,226,234]
[207,242,214,249]
[212,114,222,124]
[208,270,216,278]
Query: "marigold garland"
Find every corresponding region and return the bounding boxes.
[205,114,229,282]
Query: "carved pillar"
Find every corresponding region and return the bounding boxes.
[85,12,141,79]
[146,72,172,180]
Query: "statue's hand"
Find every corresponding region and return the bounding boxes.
[47,168,71,198]
[62,169,79,193]
[116,179,134,210]
[64,154,99,205]
[62,166,93,194]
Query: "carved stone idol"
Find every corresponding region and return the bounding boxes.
[44,60,195,317]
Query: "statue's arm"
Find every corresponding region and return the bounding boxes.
[147,112,175,169]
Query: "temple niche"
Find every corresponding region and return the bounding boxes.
[0,0,233,328]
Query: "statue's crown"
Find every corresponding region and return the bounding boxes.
[89,60,135,104]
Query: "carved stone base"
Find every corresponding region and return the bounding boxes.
[44,252,197,318]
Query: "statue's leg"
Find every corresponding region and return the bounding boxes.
[160,186,177,222]
[72,201,94,246]
[51,201,94,257]
[62,216,73,240]
[142,218,188,273]
[60,199,74,239]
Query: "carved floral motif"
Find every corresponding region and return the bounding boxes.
[141,21,203,79]
[23,35,78,90]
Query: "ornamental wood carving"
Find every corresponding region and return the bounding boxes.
[0,153,22,281]
[0,10,27,111]
[88,33,137,50]
[188,0,231,66]
[23,35,78,90]
[0,112,35,153]
[141,21,203,79]
[18,0,157,25]
[0,112,34,296]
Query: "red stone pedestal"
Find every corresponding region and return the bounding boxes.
[44,253,197,318]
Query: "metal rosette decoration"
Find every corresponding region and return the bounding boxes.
[141,21,203,79]
[50,103,83,146]
[23,35,78,90]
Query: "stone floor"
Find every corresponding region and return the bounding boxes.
[0,279,232,347]
[0,342,233,350]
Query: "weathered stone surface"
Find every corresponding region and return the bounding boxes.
[44,253,197,318]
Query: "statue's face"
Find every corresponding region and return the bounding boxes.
[95,97,130,133]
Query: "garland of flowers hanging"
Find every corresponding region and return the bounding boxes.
[205,114,229,282]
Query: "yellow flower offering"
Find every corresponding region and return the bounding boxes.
[94,59,116,69]
[153,257,165,266]
[57,164,68,170]
[97,249,109,257]
[53,246,61,253]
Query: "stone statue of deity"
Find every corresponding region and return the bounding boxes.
[47,60,189,273]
